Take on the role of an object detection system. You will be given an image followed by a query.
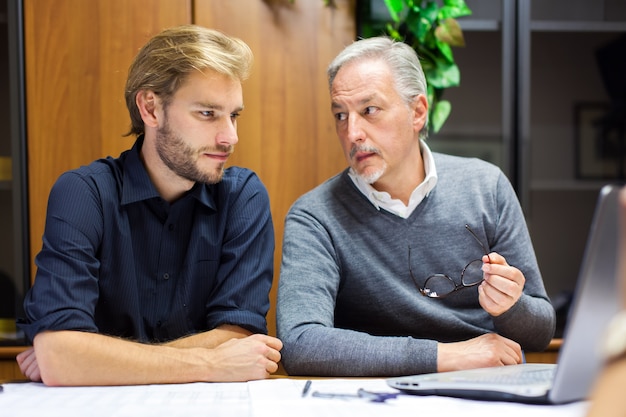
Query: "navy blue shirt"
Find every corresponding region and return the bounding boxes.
[20,137,274,343]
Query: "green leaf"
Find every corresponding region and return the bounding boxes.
[421,1,439,26]
[430,99,451,133]
[435,18,465,47]
[434,38,454,62]
[440,0,473,18]
[385,23,403,41]
[425,61,460,88]
[426,84,436,110]
[405,13,431,44]
[383,0,404,22]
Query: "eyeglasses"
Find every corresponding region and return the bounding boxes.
[312,388,401,403]
[409,224,490,298]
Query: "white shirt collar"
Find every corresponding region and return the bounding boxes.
[348,140,438,219]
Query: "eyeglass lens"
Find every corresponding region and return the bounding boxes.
[415,225,489,298]
[421,258,484,297]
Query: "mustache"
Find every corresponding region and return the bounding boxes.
[199,144,234,154]
[349,144,381,160]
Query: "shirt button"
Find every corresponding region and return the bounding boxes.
[163,273,170,280]
[168,223,174,231]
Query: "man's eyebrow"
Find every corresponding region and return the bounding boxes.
[331,95,377,110]
[194,101,223,108]
[194,102,244,113]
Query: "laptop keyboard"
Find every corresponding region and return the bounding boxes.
[452,367,556,385]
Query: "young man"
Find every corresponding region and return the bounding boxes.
[277,37,555,376]
[17,25,282,386]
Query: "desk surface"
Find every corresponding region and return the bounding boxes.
[0,378,588,417]
[0,346,28,359]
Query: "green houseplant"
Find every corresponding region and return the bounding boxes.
[359,0,472,134]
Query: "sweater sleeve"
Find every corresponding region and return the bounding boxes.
[276,203,438,377]
[489,172,556,351]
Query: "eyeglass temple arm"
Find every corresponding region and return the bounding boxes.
[464,224,490,257]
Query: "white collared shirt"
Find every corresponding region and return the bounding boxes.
[348,140,438,219]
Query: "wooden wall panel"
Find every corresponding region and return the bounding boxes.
[194,0,356,336]
[25,0,192,279]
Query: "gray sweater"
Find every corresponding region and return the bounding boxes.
[277,153,556,376]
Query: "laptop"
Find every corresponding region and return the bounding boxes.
[387,184,622,404]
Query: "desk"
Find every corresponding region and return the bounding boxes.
[0,347,27,382]
[526,338,563,364]
[0,378,588,417]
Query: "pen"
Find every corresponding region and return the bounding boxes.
[301,380,312,397]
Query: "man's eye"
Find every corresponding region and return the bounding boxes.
[200,111,215,118]
[231,112,241,120]
[334,113,347,121]
[364,106,378,115]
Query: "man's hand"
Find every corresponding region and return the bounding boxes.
[478,252,525,316]
[203,334,283,381]
[437,333,523,372]
[16,347,41,382]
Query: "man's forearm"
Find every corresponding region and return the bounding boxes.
[164,324,252,349]
[34,330,210,386]
[32,329,279,386]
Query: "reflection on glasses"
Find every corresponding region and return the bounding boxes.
[409,224,490,298]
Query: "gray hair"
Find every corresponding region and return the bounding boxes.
[327,37,429,139]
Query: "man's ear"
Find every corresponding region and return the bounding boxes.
[136,90,160,128]
[412,94,429,132]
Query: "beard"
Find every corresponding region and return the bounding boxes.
[155,119,232,185]
[349,144,386,184]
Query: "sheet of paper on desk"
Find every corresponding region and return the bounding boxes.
[0,381,250,417]
[0,379,589,417]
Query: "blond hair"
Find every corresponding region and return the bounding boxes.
[124,25,253,136]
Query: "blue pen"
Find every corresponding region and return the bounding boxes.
[301,380,312,397]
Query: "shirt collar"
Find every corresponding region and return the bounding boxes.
[121,136,160,205]
[121,136,216,210]
[348,140,438,218]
